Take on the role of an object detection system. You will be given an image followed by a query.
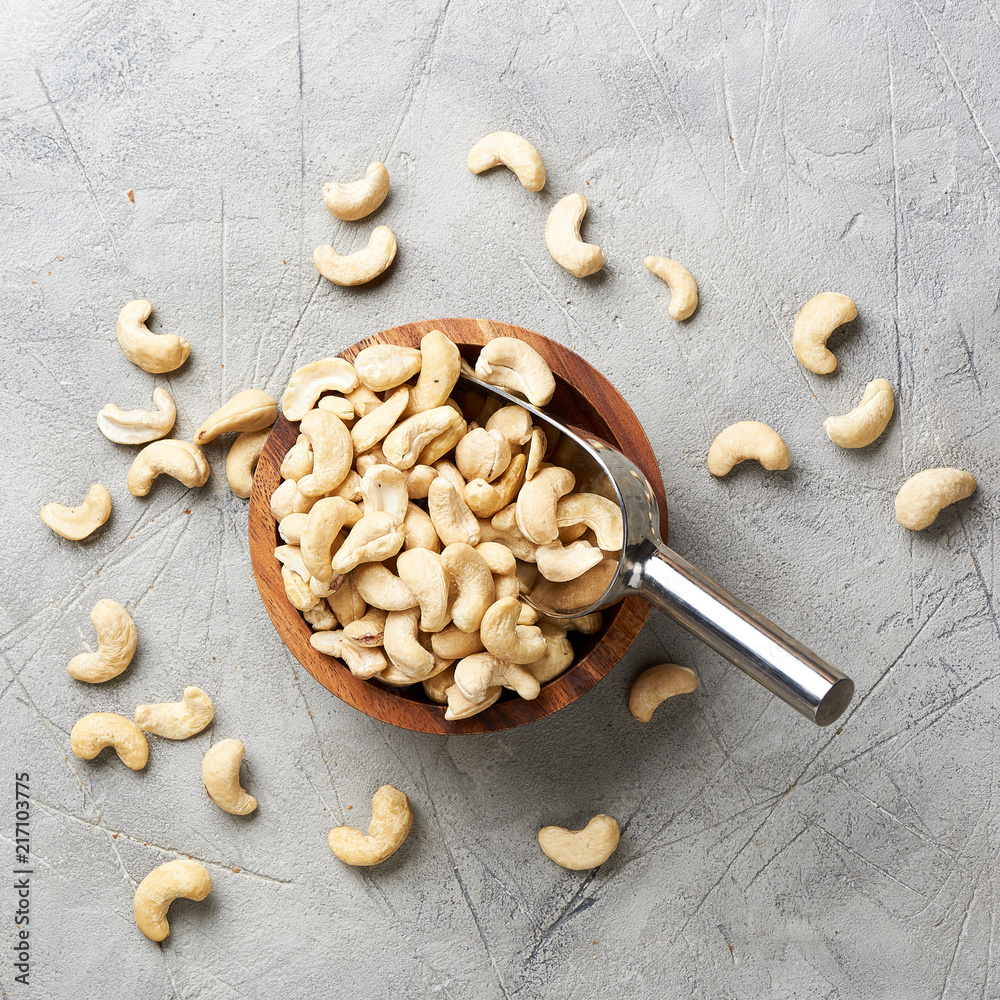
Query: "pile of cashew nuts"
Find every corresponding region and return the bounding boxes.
[270,331,627,721]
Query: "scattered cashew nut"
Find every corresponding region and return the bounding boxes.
[40,484,112,540]
[202,739,257,815]
[133,860,212,942]
[327,785,413,866]
[467,131,546,191]
[98,387,176,445]
[707,422,790,477]
[70,713,149,770]
[128,441,210,496]
[281,358,359,421]
[644,256,698,320]
[68,599,137,683]
[323,161,390,220]
[824,378,894,449]
[135,686,215,739]
[545,193,604,278]
[115,300,191,373]
[538,814,620,870]
[629,664,698,722]
[793,292,858,374]
[226,429,269,499]
[895,468,977,531]
[314,226,397,286]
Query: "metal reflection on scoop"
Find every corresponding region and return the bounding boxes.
[459,373,855,727]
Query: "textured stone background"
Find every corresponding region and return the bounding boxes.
[1,1,997,997]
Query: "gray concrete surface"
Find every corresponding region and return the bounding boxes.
[1,1,998,996]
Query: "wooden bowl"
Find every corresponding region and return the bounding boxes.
[248,318,668,734]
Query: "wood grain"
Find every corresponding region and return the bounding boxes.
[248,318,668,734]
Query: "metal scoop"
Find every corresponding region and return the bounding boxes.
[460,374,855,727]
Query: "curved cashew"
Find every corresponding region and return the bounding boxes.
[431,625,485,660]
[343,607,388,647]
[445,682,502,720]
[323,161,390,220]
[351,386,410,454]
[454,651,540,702]
[135,686,214,739]
[311,629,388,678]
[403,331,461,416]
[428,478,481,547]
[297,408,354,497]
[466,453,527,519]
[554,494,624,551]
[524,427,547,480]
[480,597,546,664]
[824,378,895,449]
[115,300,190,373]
[538,814,620,870]
[346,384,383,418]
[536,540,604,582]
[281,358,359,421]
[304,601,338,631]
[629,663,698,722]
[895,468,976,531]
[127,441,210,496]
[793,292,858,374]
[360,464,408,523]
[545,193,604,278]
[133,860,211,942]
[352,562,418,611]
[441,543,495,633]
[226,428,269,499]
[40,484,112,540]
[328,785,412,866]
[432,459,466,494]
[70,713,148,770]
[417,409,467,467]
[476,540,519,600]
[707,421,790,477]
[327,574,367,624]
[403,465,437,500]
[396,548,450,632]
[202,739,257,815]
[194,389,277,445]
[644,256,698,320]
[527,625,575,683]
[278,512,309,545]
[354,343,422,391]
[318,394,355,422]
[67,599,137,683]
[332,512,405,573]
[283,565,319,611]
[383,406,463,470]
[467,131,546,191]
[383,607,436,678]
[486,405,533,447]
[456,427,511,483]
[314,226,397,286]
[270,479,299,521]
[423,664,456,704]
[280,435,313,481]
[98,387,176,445]
[402,501,440,552]
[516,466,576,545]
[475,337,556,406]
[301,497,363,583]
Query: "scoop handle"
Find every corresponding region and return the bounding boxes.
[632,540,853,725]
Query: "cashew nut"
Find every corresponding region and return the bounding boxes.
[311,629,388,678]
[331,469,363,502]
[332,512,405,573]
[428,478,481,547]
[486,405,533,447]
[226,428,269,498]
[281,358,359,421]
[328,785,412,866]
[527,625,575,683]
[445,682,501,720]
[465,453,527,519]
[417,408,467,467]
[194,389,277,445]
[318,394,355,422]
[115,300,190,373]
[384,406,463,470]
[440,542,495,633]
[280,435,313,481]
[456,427,511,483]
[40,484,112,540]
[454,651,540,702]
[297,408,354,497]
[895,468,977,531]
[354,343,422,391]
[480,597,546,663]
[423,664,455,704]
[707,421,790,477]
[70,713,149,770]
[524,427,547,480]
[304,601,338,631]
[135,686,214,739]
[278,513,308,545]
[475,338,556,406]
[535,540,604,582]
[323,161,390,220]
[343,607,388,647]
[644,254,698,319]
[538,815,620,870]
[98,387,176,445]
[383,608,437,679]
[270,479,299,521]
[314,226,397,286]
[554,494,624,551]
[402,501,440,552]
[301,497,363,583]
[396,548,450,632]
[67,599,137,683]
[352,562,418,611]
[403,465,437,500]
[356,443,389,477]
[360,464,409,523]
[478,510,537,562]
[431,625,485,660]
[824,378,895,449]
[475,540,519,599]
[629,663,697,722]
[346,384,383,418]
[516,466,576,544]
[202,739,257,815]
[351,386,410,454]
[281,564,319,611]
[327,573,367,624]
[433,459,467,494]
[403,330,461,415]
[127,441,210,496]
[792,292,858,374]
[133,860,212,942]
[545,193,604,278]
[467,131,546,191]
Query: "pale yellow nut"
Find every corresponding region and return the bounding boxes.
[454,651,539,702]
[323,161,390,220]
[475,337,556,406]
[135,686,214,739]
[328,785,413,866]
[270,479,299,521]
[823,378,895,449]
[478,511,538,563]
[383,607,437,679]
[98,387,176,445]
[535,540,604,582]
[554,494,623,551]
[280,435,313,481]
[486,405,533,447]
[343,607,388,647]
[281,564,319,611]
[314,226,397,286]
[311,629,387,678]
[467,131,546,191]
[127,441,210,496]
[423,665,455,704]
[456,427,511,483]
[354,343,422,392]
[444,682,501,720]
[327,574,367,624]
[297,408,354,497]
[304,601,338,631]
[318,394,355,422]
[300,497,363,584]
[526,626,574,683]
[545,193,604,278]
[202,739,257,815]
[441,542,495,633]
[465,453,527,519]
[524,427,547,480]
[352,562,418,612]
[332,512,405,573]
[431,625,485,660]
[194,389,277,445]
[68,599,137,683]
[416,409,467,467]
[281,358,359,421]
[70,713,149,770]
[516,466,576,544]
[402,501,440,552]
[403,330,462,415]
[538,814,620,870]
[133,860,212,942]
[403,465,438,501]
[480,597,546,664]
[628,664,698,723]
[707,421,790,477]
[792,292,857,374]
[226,428,269,499]
[428,477,481,547]
[115,299,191,374]
[396,548,450,633]
[895,468,976,531]
[346,384,383,417]
[351,386,410,454]
[643,256,698,321]
[40,484,112,540]
[384,407,462,470]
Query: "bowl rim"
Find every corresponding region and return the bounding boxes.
[247,317,668,734]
